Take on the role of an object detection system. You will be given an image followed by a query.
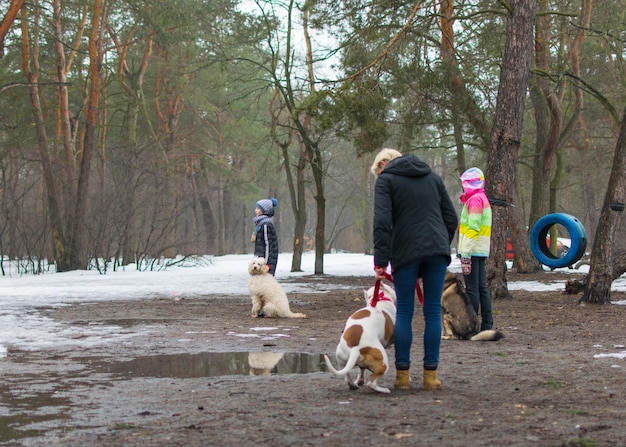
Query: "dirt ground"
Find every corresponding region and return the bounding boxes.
[2,269,626,447]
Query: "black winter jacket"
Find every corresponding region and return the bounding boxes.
[254,222,279,275]
[373,155,458,271]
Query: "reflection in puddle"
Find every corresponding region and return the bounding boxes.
[96,351,329,378]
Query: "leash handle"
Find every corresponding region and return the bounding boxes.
[371,269,392,307]
[372,279,382,306]
[372,269,423,306]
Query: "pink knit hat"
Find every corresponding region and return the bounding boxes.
[460,167,485,190]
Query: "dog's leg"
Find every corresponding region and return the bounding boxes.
[356,368,365,387]
[251,296,263,318]
[362,348,391,393]
[344,371,359,390]
[261,302,279,318]
[442,317,453,340]
[366,366,390,393]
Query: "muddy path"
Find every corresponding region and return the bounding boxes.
[2,272,626,446]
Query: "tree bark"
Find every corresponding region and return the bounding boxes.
[310,145,325,274]
[509,181,541,273]
[106,22,153,264]
[485,0,537,300]
[303,0,326,275]
[570,0,597,246]
[20,0,69,271]
[269,87,306,273]
[0,0,26,58]
[67,0,104,270]
[52,0,86,191]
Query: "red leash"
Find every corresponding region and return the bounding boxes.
[371,270,424,307]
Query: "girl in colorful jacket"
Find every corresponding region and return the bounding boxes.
[457,167,493,331]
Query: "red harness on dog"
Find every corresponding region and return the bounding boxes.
[371,270,424,307]
[369,291,393,307]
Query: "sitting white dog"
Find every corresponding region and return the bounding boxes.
[324,282,396,393]
[247,257,306,319]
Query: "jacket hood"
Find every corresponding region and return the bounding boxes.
[460,167,485,193]
[381,155,431,178]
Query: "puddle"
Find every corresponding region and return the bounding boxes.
[94,351,330,378]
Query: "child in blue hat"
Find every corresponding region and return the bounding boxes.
[252,198,279,275]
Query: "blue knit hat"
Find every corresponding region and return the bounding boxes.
[256,198,278,216]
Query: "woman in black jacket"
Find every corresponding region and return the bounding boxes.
[371,148,458,391]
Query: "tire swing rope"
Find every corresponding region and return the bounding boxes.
[529,213,587,269]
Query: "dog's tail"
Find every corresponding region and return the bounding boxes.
[288,311,307,318]
[470,329,505,341]
[323,349,360,376]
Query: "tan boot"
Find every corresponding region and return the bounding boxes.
[423,369,441,391]
[394,370,411,390]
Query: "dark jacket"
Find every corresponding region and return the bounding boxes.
[254,222,279,275]
[373,155,458,270]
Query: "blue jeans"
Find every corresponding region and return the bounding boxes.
[392,256,448,370]
[463,256,493,331]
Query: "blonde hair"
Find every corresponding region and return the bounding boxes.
[370,148,403,177]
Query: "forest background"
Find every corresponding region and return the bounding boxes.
[0,0,625,295]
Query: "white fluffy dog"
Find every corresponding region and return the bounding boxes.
[247,257,306,318]
[324,282,397,393]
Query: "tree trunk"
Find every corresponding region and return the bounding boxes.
[303,2,325,275]
[52,0,85,191]
[0,0,26,58]
[67,0,104,270]
[197,158,217,253]
[270,87,306,273]
[290,148,307,272]
[106,24,152,264]
[571,0,597,247]
[528,76,549,228]
[509,181,541,273]
[579,106,626,305]
[310,145,325,274]
[439,0,491,170]
[485,0,537,300]
[20,0,69,271]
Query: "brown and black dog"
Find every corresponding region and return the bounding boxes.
[441,271,504,341]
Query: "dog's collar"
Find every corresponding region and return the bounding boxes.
[370,292,392,307]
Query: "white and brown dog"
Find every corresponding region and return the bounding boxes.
[247,257,306,319]
[324,282,396,393]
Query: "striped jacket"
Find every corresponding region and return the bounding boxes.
[457,188,491,258]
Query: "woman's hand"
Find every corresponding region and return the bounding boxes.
[374,265,387,279]
[461,257,472,275]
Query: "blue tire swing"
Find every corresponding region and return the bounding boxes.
[529,213,587,269]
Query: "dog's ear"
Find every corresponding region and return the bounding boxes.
[262,264,270,274]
